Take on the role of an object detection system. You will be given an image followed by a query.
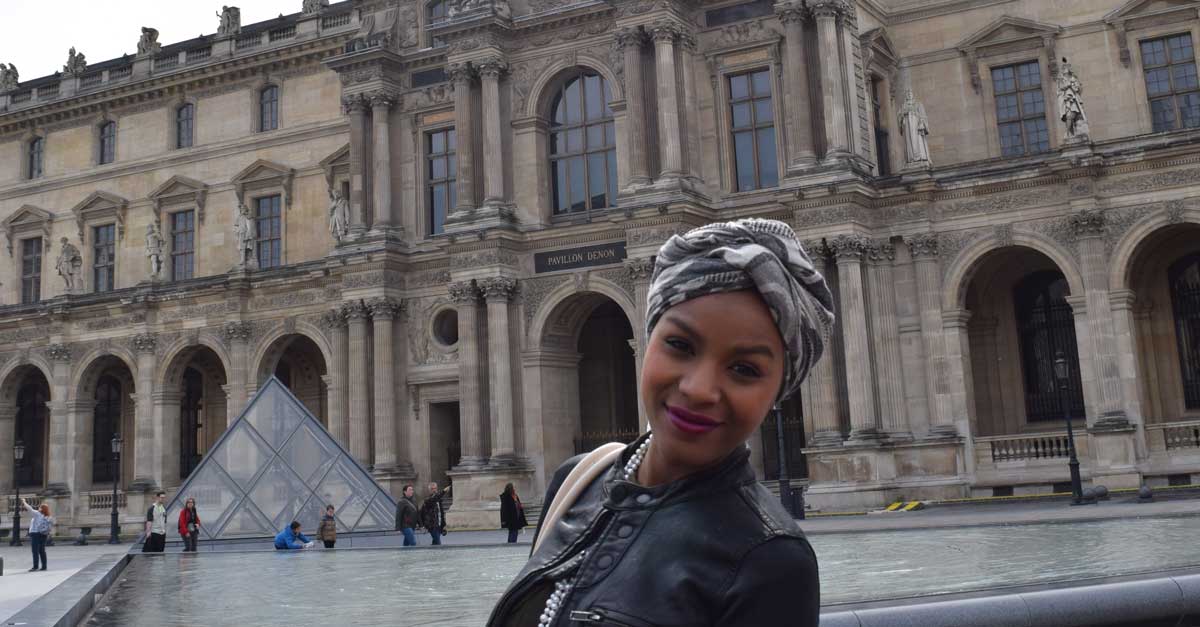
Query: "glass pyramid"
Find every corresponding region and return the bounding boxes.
[167,377,397,539]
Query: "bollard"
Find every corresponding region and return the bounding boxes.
[1094,485,1110,501]
[1138,485,1154,502]
[1,555,4,576]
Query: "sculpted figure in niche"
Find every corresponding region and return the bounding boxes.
[56,238,83,292]
[0,63,18,92]
[897,89,931,168]
[137,27,161,56]
[145,223,164,279]
[1057,58,1089,142]
[216,6,242,36]
[328,187,350,243]
[233,202,256,269]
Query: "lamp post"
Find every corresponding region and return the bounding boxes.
[10,440,24,547]
[1054,352,1084,505]
[773,405,801,518]
[108,433,122,544]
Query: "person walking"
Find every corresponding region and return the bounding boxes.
[420,482,450,546]
[177,497,201,553]
[395,484,418,547]
[274,521,314,550]
[21,499,52,571]
[318,505,338,548]
[499,483,527,544]
[143,491,168,553]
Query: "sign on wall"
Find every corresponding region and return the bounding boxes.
[534,241,627,273]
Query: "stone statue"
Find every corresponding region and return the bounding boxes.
[145,223,164,279]
[302,0,329,14]
[216,6,242,36]
[56,237,82,292]
[328,187,349,243]
[449,0,510,19]
[137,27,161,57]
[897,89,932,168]
[62,47,87,76]
[0,63,18,92]
[233,202,256,269]
[1057,57,1089,142]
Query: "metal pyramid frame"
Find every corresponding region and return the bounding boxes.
[165,377,397,539]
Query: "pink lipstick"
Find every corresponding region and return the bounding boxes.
[666,405,722,435]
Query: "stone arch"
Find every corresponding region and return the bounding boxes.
[524,58,625,120]
[73,351,137,490]
[0,356,53,404]
[155,333,232,392]
[0,359,53,493]
[71,346,138,397]
[249,322,333,388]
[1109,208,1200,291]
[528,276,638,347]
[156,336,232,484]
[943,230,1084,311]
[251,325,330,423]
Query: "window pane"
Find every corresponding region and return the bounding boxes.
[552,160,569,213]
[999,122,1024,157]
[567,128,583,153]
[584,75,603,120]
[1151,97,1177,132]
[587,152,608,209]
[553,95,567,125]
[1180,92,1200,128]
[1024,118,1049,153]
[551,131,564,155]
[730,74,749,100]
[446,129,456,150]
[1146,67,1173,96]
[1143,39,1168,67]
[587,124,605,149]
[756,127,778,188]
[1016,62,1041,90]
[1169,34,1194,63]
[1174,63,1199,91]
[431,131,445,154]
[1021,89,1045,117]
[569,156,586,212]
[734,131,756,191]
[754,98,773,123]
[751,70,770,96]
[604,122,615,147]
[565,79,582,124]
[448,154,456,177]
[431,184,446,235]
[431,156,446,179]
[732,102,752,128]
[606,149,617,209]
[995,94,1019,121]
[991,66,1016,93]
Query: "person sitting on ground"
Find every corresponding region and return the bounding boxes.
[274,521,314,550]
[318,505,338,549]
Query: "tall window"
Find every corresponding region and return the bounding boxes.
[93,224,115,292]
[992,61,1049,157]
[426,128,456,235]
[872,76,891,177]
[21,237,42,304]
[180,367,203,479]
[27,137,44,179]
[92,375,121,484]
[171,211,195,280]
[550,72,617,215]
[255,195,282,269]
[1014,271,1084,422]
[1142,33,1200,132]
[729,69,778,191]
[16,379,48,488]
[1169,253,1200,409]
[427,0,448,47]
[177,103,195,148]
[259,85,279,132]
[99,121,116,164]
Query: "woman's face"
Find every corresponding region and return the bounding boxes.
[640,290,785,475]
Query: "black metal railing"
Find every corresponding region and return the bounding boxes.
[760,414,808,480]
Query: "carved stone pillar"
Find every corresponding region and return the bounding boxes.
[344,301,372,463]
[369,91,397,233]
[866,241,909,439]
[44,345,74,496]
[907,234,956,436]
[321,308,350,448]
[811,0,851,159]
[624,256,656,427]
[152,389,182,489]
[776,2,817,167]
[0,406,14,496]
[343,95,370,235]
[222,321,253,418]
[367,298,400,470]
[1110,289,1145,429]
[831,235,880,443]
[1071,211,1130,428]
[802,244,842,446]
[616,28,651,187]
[450,282,486,467]
[478,58,508,207]
[480,277,519,462]
[450,63,476,216]
[128,333,158,491]
[652,21,685,179]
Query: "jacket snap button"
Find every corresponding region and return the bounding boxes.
[635,493,651,505]
[617,525,634,538]
[611,485,627,502]
[596,554,614,569]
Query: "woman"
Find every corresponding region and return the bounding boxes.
[318,505,338,548]
[487,218,832,626]
[177,497,201,553]
[499,483,527,544]
[22,499,53,571]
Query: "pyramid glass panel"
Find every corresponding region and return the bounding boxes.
[243,383,305,449]
[280,422,337,484]
[355,491,395,532]
[219,500,274,537]
[248,456,315,530]
[296,493,331,533]
[175,461,243,540]
[315,455,374,532]
[211,421,273,490]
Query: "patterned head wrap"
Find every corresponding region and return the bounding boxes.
[645,218,835,402]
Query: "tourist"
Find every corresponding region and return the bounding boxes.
[487,219,830,626]
[318,505,337,548]
[143,491,168,553]
[177,497,201,553]
[420,482,450,545]
[274,521,314,550]
[499,483,527,544]
[21,498,52,571]
[395,484,418,547]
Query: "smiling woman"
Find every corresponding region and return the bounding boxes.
[488,218,834,627]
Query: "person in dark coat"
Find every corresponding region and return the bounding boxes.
[499,483,527,544]
[395,484,418,546]
[177,497,201,553]
[420,482,450,545]
[487,219,831,626]
[317,505,337,548]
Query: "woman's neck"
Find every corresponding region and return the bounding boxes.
[635,443,698,487]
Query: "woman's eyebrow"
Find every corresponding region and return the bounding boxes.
[665,315,776,359]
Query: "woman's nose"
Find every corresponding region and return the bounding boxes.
[677,362,721,404]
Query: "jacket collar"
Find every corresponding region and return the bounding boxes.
[602,432,755,511]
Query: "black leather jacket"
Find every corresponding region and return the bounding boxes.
[487,435,820,626]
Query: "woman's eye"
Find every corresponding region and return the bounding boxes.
[732,363,762,378]
[665,337,692,353]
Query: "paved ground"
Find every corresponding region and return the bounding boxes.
[0,542,126,625]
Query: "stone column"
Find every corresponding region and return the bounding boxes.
[321,308,350,448]
[1072,211,1130,428]
[450,63,476,215]
[450,282,486,467]
[367,297,400,470]
[0,406,14,496]
[221,322,253,418]
[478,58,508,206]
[616,28,651,187]
[369,91,397,232]
[480,278,518,461]
[651,21,684,179]
[867,241,909,438]
[45,345,74,496]
[811,0,851,158]
[1110,289,1146,427]
[129,333,159,491]
[830,235,880,442]
[776,2,817,167]
[344,301,372,464]
[625,257,655,428]
[343,94,370,235]
[152,389,181,489]
[907,234,956,436]
[802,243,843,446]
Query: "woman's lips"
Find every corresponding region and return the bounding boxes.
[665,405,722,435]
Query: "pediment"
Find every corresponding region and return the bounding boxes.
[320,144,351,189]
[862,28,899,68]
[150,175,207,202]
[1106,0,1200,23]
[957,16,1062,53]
[232,159,295,206]
[70,191,129,240]
[1,205,54,256]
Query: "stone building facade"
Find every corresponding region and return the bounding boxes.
[1,0,1200,531]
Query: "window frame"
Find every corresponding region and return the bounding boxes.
[98,120,117,165]
[725,67,780,193]
[1013,270,1085,423]
[91,223,117,293]
[425,0,449,48]
[1139,32,1200,133]
[170,210,196,281]
[1168,252,1200,411]
[176,102,196,149]
[26,136,44,180]
[424,125,457,237]
[972,46,1060,159]
[253,194,283,269]
[547,70,619,218]
[259,85,280,133]
[20,236,42,304]
[870,75,892,177]
[990,59,1052,158]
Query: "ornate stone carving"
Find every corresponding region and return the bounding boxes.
[0,63,17,93]
[448,62,476,86]
[800,239,829,261]
[341,300,370,321]
[328,186,349,244]
[479,277,518,302]
[216,6,242,36]
[898,89,932,169]
[905,233,939,260]
[775,2,807,24]
[521,276,570,332]
[1166,199,1187,224]
[368,90,399,109]
[145,223,164,279]
[1056,58,1090,143]
[650,20,683,43]
[405,84,452,110]
[137,27,161,58]
[476,57,508,80]
[56,238,83,293]
[320,308,348,329]
[303,0,330,14]
[510,57,553,114]
[448,281,479,304]
[450,249,519,269]
[614,27,647,51]
[993,223,1014,249]
[84,313,146,331]
[366,297,402,319]
[596,267,635,301]
[1069,210,1105,238]
[340,94,370,115]
[45,344,72,362]
[233,203,256,270]
[221,321,253,343]
[131,333,157,353]
[1103,205,1154,256]
[829,234,872,261]
[340,68,382,87]
[623,257,654,282]
[62,47,87,76]
[1099,168,1200,196]
[809,0,850,19]
[866,240,896,264]
[938,230,989,277]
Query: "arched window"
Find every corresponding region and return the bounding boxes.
[92,375,122,484]
[427,0,448,47]
[27,136,44,179]
[177,103,195,149]
[1014,271,1084,422]
[16,378,48,488]
[259,85,279,132]
[99,121,116,164]
[180,367,203,479]
[549,71,617,216]
[1169,252,1200,409]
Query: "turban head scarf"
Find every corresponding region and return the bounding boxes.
[645,218,835,402]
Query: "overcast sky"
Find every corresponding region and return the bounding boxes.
[1,1,303,81]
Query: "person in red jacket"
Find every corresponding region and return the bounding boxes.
[178,497,201,552]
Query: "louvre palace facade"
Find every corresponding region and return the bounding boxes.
[1,0,1199,531]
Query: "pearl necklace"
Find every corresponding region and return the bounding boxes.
[537,434,653,627]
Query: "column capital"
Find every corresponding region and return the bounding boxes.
[476,57,508,80]
[800,238,829,260]
[1069,210,1106,239]
[905,233,940,260]
[366,296,403,319]
[623,257,655,282]
[810,0,850,19]
[774,1,809,24]
[448,62,476,85]
[320,307,348,329]
[45,343,73,362]
[650,20,684,43]
[448,281,480,304]
[341,93,369,115]
[367,90,399,109]
[866,239,896,264]
[131,332,157,354]
[221,321,253,343]
[614,26,648,50]
[341,300,370,321]
[829,233,871,261]
[479,277,518,302]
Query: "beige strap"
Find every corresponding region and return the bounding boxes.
[533,442,626,554]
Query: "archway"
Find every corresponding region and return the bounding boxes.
[161,344,229,482]
[0,364,51,492]
[256,334,328,425]
[77,355,136,489]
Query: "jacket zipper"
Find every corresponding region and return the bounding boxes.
[567,609,646,626]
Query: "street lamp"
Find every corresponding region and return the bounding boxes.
[772,405,804,519]
[108,433,122,544]
[10,440,24,547]
[1054,351,1084,505]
